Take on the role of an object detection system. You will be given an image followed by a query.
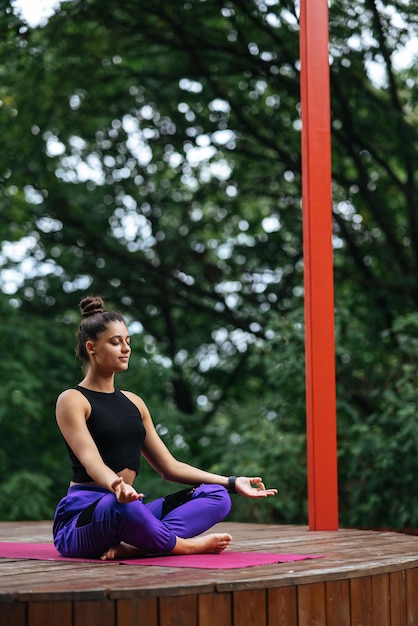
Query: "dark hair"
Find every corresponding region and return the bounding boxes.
[75,295,126,367]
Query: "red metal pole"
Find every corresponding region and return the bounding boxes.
[299,0,339,530]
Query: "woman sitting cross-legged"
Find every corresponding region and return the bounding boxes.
[53,295,278,560]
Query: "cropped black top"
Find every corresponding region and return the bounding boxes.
[66,385,147,483]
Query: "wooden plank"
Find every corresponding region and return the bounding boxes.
[390,570,407,626]
[2,573,108,602]
[0,562,92,578]
[350,576,372,626]
[0,602,26,626]
[73,599,115,626]
[198,592,232,626]
[116,597,158,626]
[159,594,198,626]
[108,569,216,599]
[28,600,72,626]
[0,521,52,542]
[325,580,350,626]
[232,589,266,626]
[3,523,418,601]
[267,586,297,626]
[297,582,326,626]
[0,566,215,601]
[4,524,418,626]
[406,567,418,625]
[371,574,390,626]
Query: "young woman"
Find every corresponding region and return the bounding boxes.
[53,295,277,559]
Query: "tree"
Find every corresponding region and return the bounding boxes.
[0,0,417,526]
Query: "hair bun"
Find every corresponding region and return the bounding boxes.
[79,295,105,318]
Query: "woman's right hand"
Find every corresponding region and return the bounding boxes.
[111,476,144,503]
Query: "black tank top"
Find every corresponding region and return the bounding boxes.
[66,386,146,483]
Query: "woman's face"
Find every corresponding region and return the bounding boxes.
[86,320,131,374]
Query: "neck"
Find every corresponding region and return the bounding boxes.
[80,372,115,393]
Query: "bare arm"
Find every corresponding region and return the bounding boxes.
[123,391,278,499]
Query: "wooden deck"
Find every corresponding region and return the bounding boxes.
[1,521,418,625]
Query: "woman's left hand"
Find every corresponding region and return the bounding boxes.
[235,476,278,498]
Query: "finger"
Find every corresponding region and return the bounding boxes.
[121,494,140,503]
[253,489,278,498]
[248,478,262,488]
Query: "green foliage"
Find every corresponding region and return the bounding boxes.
[0,297,80,518]
[156,310,309,524]
[0,0,417,529]
[0,471,53,520]
[337,312,418,529]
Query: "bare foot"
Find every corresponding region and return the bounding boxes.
[171,533,232,555]
[100,532,232,560]
[100,542,147,560]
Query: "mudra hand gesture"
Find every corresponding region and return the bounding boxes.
[233,476,278,498]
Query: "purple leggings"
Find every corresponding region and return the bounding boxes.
[53,483,231,558]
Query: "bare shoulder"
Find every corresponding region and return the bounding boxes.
[56,388,90,418]
[57,387,86,405]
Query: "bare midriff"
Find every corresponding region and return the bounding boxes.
[70,467,137,488]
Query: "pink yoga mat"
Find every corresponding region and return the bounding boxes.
[0,542,323,569]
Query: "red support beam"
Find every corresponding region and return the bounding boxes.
[299,0,339,530]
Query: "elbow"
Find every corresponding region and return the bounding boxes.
[159,469,174,481]
[159,464,184,482]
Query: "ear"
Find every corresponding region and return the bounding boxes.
[86,340,95,356]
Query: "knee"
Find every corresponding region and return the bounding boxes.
[196,484,232,517]
[98,496,137,529]
[218,486,232,516]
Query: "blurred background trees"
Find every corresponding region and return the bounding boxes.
[0,0,417,527]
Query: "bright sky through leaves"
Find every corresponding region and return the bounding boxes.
[12,0,61,26]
